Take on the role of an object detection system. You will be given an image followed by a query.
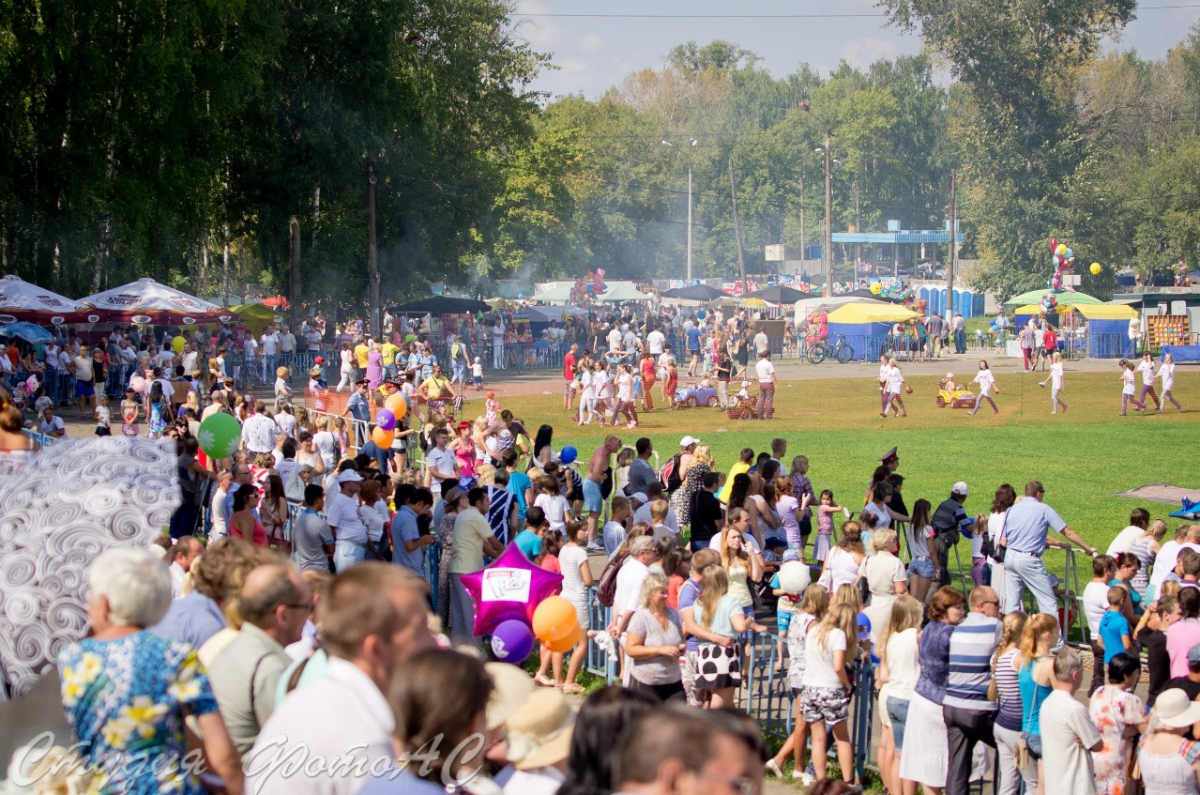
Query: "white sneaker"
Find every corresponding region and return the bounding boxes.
[793,771,816,786]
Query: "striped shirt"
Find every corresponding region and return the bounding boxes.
[995,648,1024,731]
[943,613,1002,711]
[487,486,516,546]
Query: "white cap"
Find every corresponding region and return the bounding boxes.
[631,492,648,504]
[952,481,969,496]
[339,470,364,484]
[679,435,699,448]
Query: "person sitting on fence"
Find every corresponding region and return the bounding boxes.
[420,365,456,420]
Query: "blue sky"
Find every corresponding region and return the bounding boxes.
[513,0,1200,99]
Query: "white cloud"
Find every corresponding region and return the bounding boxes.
[838,37,899,71]
[579,33,605,54]
[513,0,562,51]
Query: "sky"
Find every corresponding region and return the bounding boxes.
[512,0,1200,100]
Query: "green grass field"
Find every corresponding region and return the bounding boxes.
[485,371,1200,557]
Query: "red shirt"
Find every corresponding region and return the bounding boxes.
[1044,329,1058,351]
[640,357,656,381]
[563,352,576,382]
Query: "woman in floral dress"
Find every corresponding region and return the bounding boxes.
[57,547,242,795]
[436,486,468,631]
[672,444,713,526]
[1089,653,1148,795]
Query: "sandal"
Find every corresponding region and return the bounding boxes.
[560,683,586,694]
[534,673,556,687]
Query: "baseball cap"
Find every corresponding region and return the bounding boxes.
[782,549,801,563]
[1188,643,1200,665]
[630,492,648,505]
[952,481,969,496]
[339,470,364,484]
[680,435,699,447]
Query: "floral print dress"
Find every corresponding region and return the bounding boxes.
[58,631,218,795]
[1088,684,1147,795]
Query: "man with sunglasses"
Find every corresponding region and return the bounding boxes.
[206,562,311,756]
[943,586,1003,795]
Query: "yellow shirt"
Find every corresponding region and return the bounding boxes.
[381,342,399,366]
[354,344,370,368]
[718,462,751,504]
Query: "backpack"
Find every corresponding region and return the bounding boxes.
[662,453,684,493]
[597,552,627,607]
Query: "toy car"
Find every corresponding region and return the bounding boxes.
[674,385,720,408]
[936,379,975,409]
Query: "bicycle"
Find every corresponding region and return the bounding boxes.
[806,332,855,365]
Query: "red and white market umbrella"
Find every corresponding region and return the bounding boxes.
[77,277,235,325]
[0,274,97,325]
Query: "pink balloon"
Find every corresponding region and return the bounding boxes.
[459,544,564,636]
[130,376,147,393]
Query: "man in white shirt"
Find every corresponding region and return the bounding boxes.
[39,406,66,438]
[607,323,622,352]
[241,403,278,455]
[424,428,459,501]
[155,346,176,369]
[167,536,202,599]
[754,350,777,420]
[753,328,769,357]
[327,470,369,572]
[1039,648,1101,795]
[607,536,658,637]
[118,338,137,365]
[243,334,259,382]
[244,564,437,795]
[261,326,280,382]
[180,341,199,376]
[278,326,296,372]
[492,318,506,369]
[647,327,665,356]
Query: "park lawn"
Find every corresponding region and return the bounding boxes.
[479,371,1200,558]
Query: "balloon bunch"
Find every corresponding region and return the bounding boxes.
[370,394,408,447]
[461,545,568,662]
[1040,293,1059,314]
[1048,238,1077,292]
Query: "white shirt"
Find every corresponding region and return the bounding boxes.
[607,328,622,351]
[1151,541,1200,588]
[886,366,904,393]
[1106,525,1145,557]
[754,331,769,355]
[242,413,277,453]
[274,412,297,438]
[426,446,457,494]
[633,503,679,534]
[502,767,566,795]
[326,492,367,545]
[755,358,775,384]
[210,487,230,539]
[261,333,279,355]
[1159,361,1176,390]
[1136,360,1155,386]
[614,557,650,618]
[181,351,199,374]
[535,494,571,534]
[1121,370,1135,395]
[1082,581,1110,635]
[169,562,188,600]
[647,330,665,355]
[1039,689,1101,795]
[246,658,394,795]
[973,369,995,397]
[801,625,847,688]
[1050,361,1064,388]
[38,416,65,436]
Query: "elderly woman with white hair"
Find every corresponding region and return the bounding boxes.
[56,547,244,795]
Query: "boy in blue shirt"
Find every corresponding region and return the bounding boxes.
[1098,585,1133,664]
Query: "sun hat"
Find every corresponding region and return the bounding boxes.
[504,688,575,770]
[1152,688,1200,729]
[338,470,364,484]
[485,663,537,731]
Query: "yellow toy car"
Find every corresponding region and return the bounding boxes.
[936,378,975,409]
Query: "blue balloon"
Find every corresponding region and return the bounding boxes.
[697,309,707,320]
[560,445,578,464]
[491,619,535,662]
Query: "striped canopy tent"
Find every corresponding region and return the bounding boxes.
[77,278,235,324]
[0,274,96,325]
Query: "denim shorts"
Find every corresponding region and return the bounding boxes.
[909,557,935,578]
[778,610,795,634]
[582,478,604,513]
[886,697,911,749]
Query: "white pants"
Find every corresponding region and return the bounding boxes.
[337,365,355,391]
[578,394,601,424]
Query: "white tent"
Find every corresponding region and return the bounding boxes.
[78,278,235,324]
[0,274,92,324]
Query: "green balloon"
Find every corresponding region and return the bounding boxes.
[198,412,241,459]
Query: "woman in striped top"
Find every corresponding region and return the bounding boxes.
[992,612,1035,795]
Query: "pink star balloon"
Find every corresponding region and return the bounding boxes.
[459,543,564,636]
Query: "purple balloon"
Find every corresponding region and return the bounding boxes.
[375,408,396,431]
[490,619,535,662]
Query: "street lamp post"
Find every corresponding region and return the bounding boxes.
[815,138,835,298]
[663,139,698,281]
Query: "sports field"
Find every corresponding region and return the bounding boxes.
[482,371,1200,556]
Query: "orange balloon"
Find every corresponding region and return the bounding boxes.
[371,426,395,447]
[532,596,579,642]
[544,624,583,653]
[385,393,408,420]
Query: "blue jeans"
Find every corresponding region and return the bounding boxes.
[1003,550,1058,615]
[955,329,967,353]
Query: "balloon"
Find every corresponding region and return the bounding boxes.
[490,619,535,662]
[532,596,580,642]
[385,393,408,420]
[1049,238,1059,253]
[559,445,578,465]
[697,309,707,320]
[375,408,396,431]
[596,268,606,277]
[1090,262,1102,275]
[544,624,583,653]
[24,376,38,393]
[1064,248,1073,259]
[372,426,395,447]
[198,412,241,459]
[460,545,564,636]
[130,375,147,394]
[777,561,811,595]
[1055,244,1067,256]
[870,282,882,295]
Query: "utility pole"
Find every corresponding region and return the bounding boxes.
[728,155,748,295]
[853,180,862,283]
[946,169,957,320]
[799,174,806,277]
[687,156,694,281]
[823,136,833,298]
[367,163,380,336]
[289,217,301,330]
